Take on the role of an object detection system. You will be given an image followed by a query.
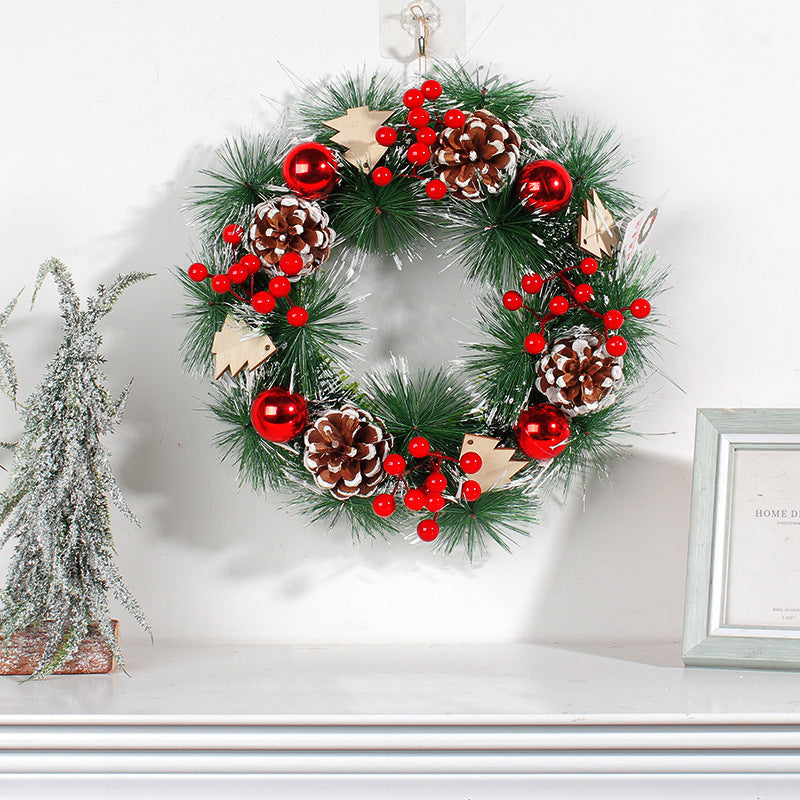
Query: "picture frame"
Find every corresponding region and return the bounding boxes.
[683,408,800,669]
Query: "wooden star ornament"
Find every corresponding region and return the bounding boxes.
[323,106,394,172]
[212,316,277,380]
[459,434,528,492]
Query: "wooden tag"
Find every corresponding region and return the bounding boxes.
[459,434,527,492]
[323,106,394,172]
[212,316,276,380]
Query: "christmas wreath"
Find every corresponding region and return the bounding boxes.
[179,64,667,557]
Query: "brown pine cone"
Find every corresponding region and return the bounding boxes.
[247,194,335,281]
[433,109,520,201]
[535,331,624,416]
[303,407,392,500]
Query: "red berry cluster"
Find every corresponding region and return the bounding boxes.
[502,257,652,358]
[187,224,309,328]
[371,79,466,201]
[371,435,484,542]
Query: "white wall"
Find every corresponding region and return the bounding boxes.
[0,0,794,646]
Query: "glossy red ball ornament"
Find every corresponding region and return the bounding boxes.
[188,262,208,282]
[603,309,624,330]
[228,263,249,284]
[580,257,598,275]
[417,519,440,542]
[425,492,446,513]
[404,489,427,511]
[269,276,291,298]
[407,107,430,128]
[251,291,276,314]
[282,142,339,200]
[375,126,397,146]
[210,274,231,294]
[503,291,524,311]
[573,283,594,303]
[524,332,547,355]
[462,480,482,502]
[517,160,573,215]
[416,126,436,145]
[384,454,406,476]
[630,298,651,319]
[222,223,244,245]
[407,143,432,165]
[251,387,309,443]
[287,306,309,327]
[443,109,466,128]
[521,274,543,294]
[605,335,628,357]
[425,179,447,200]
[403,88,425,109]
[425,472,447,493]
[514,403,570,461]
[240,254,261,274]
[460,452,483,474]
[421,79,442,100]
[372,493,396,518]
[372,166,393,186]
[548,295,570,315]
[408,436,431,458]
[279,252,304,277]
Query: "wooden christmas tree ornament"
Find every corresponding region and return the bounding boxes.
[324,106,394,171]
[578,189,619,259]
[212,316,277,379]
[459,434,527,492]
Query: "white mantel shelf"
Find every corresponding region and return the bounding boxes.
[4,642,800,798]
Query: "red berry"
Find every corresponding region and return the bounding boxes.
[573,283,594,303]
[416,126,436,145]
[251,291,276,314]
[287,306,309,327]
[408,436,431,458]
[426,472,447,493]
[503,291,524,311]
[459,452,482,475]
[403,88,425,109]
[407,143,431,165]
[425,492,446,513]
[280,252,304,277]
[372,166,393,186]
[404,489,427,511]
[407,107,430,128]
[228,263,249,284]
[417,519,440,542]
[425,179,447,200]
[210,274,231,294]
[269,276,291,298]
[630,298,651,319]
[443,109,466,127]
[240,254,260,274]
[188,262,208,282]
[421,79,442,100]
[462,480,482,502]
[375,126,397,146]
[524,332,547,354]
[580,257,598,275]
[383,454,406,476]
[548,295,570,315]
[606,335,628,357]
[222,223,244,245]
[372,493,396,518]
[521,274,543,294]
[603,309,625,330]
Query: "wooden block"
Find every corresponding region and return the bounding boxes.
[0,620,119,675]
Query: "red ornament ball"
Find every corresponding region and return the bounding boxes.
[425,179,447,200]
[421,79,442,100]
[605,335,628,357]
[251,387,309,443]
[416,126,436,145]
[443,109,466,128]
[517,160,573,215]
[521,274,543,294]
[462,480,482,502]
[580,257,598,275]
[228,263,249,284]
[407,107,430,128]
[383,454,407,476]
[280,252,304,277]
[404,489,427,511]
[524,332,547,355]
[375,126,397,146]
[372,493,396,518]
[372,166,393,186]
[630,298,651,319]
[407,143,432,165]
[425,492,446,513]
[514,403,570,461]
[222,223,244,245]
[240,254,261,274]
[425,472,447,493]
[548,295,570,315]
[287,306,309,327]
[188,262,208,282]
[603,309,625,330]
[251,291,276,314]
[269,276,291,298]
[573,283,594,303]
[408,436,431,458]
[503,291,524,311]
[460,452,483,475]
[210,274,231,294]
[417,519,440,542]
[403,88,425,109]
[282,142,339,200]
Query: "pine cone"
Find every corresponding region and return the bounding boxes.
[248,194,335,281]
[303,406,392,500]
[535,331,624,416]
[433,109,520,201]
